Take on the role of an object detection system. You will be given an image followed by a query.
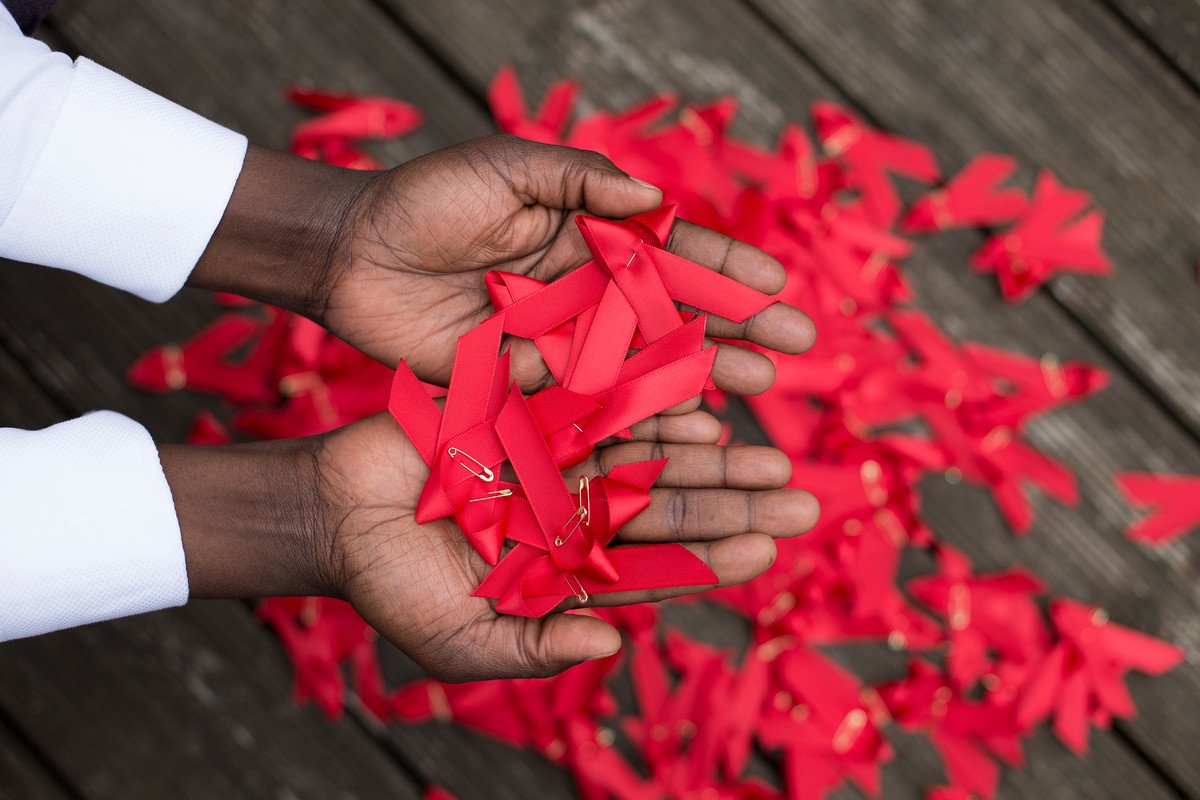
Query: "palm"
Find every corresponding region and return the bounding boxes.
[314,411,816,682]
[320,135,815,395]
[325,138,608,387]
[316,414,497,679]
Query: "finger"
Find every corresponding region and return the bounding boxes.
[701,303,817,356]
[660,394,703,415]
[667,219,787,294]
[565,444,792,490]
[619,488,818,543]
[621,411,723,445]
[709,340,776,396]
[566,533,777,608]
[515,138,663,217]
[484,612,622,679]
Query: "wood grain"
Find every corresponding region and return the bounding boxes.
[0,603,422,800]
[1105,0,1200,87]
[748,0,1200,437]
[0,719,74,800]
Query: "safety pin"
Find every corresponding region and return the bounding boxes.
[564,574,588,604]
[468,489,512,503]
[446,447,495,482]
[555,507,587,547]
[555,476,592,546]
[578,475,591,523]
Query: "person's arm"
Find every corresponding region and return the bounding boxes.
[156,436,328,601]
[0,6,253,641]
[0,6,247,301]
[156,412,816,682]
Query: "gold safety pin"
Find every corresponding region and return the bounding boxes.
[578,475,591,522]
[564,574,588,604]
[556,507,587,547]
[555,476,591,547]
[446,447,495,482]
[468,489,513,503]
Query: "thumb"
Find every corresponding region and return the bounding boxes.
[502,612,623,678]
[519,139,663,217]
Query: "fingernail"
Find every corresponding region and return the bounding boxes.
[588,643,622,661]
[629,176,660,192]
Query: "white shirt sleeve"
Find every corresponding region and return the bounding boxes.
[0,412,189,641]
[0,9,251,639]
[0,6,248,301]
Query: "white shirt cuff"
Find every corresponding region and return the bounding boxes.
[0,411,188,641]
[0,57,248,302]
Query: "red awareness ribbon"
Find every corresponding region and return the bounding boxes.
[1017,598,1183,754]
[286,87,424,169]
[1115,471,1200,545]
[903,154,1028,233]
[970,171,1112,303]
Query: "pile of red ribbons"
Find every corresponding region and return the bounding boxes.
[388,204,776,613]
[129,72,1187,800]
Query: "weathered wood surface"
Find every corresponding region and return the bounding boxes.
[0,0,1195,798]
[0,717,72,800]
[1105,0,1200,87]
[748,0,1200,437]
[0,603,423,800]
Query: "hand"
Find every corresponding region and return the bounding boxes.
[163,411,818,682]
[190,138,815,396]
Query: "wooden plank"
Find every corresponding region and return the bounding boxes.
[1104,0,1200,88]
[747,0,1200,437]
[0,346,61,431]
[363,644,581,799]
[49,0,491,164]
[0,603,422,800]
[0,707,74,800]
[379,0,1200,796]
[0,260,224,443]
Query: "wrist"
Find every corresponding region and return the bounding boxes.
[189,145,376,319]
[160,437,338,599]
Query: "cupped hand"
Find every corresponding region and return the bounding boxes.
[318,135,815,393]
[311,409,817,683]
